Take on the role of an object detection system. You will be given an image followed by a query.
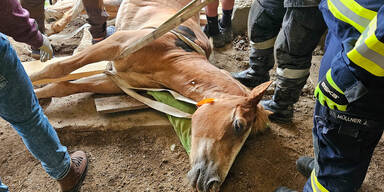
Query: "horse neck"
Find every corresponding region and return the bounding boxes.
[160,55,250,102]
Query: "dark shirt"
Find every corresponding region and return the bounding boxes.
[0,0,43,48]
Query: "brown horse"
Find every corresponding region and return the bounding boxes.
[30,0,271,191]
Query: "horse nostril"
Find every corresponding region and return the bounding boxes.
[187,167,201,188]
[206,177,221,192]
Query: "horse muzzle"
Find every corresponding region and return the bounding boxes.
[187,160,222,192]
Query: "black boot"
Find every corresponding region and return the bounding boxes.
[232,47,274,87]
[219,21,233,44]
[274,187,298,192]
[261,74,308,123]
[219,9,233,44]
[296,156,314,178]
[261,100,293,123]
[204,16,225,48]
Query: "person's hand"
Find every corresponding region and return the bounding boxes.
[314,69,348,111]
[39,34,53,62]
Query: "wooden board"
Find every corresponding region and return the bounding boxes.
[94,95,148,114]
[22,56,109,85]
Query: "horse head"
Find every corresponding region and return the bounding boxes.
[187,81,272,191]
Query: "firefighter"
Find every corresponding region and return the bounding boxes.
[276,0,384,191]
[232,0,326,123]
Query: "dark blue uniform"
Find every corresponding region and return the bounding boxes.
[308,0,384,191]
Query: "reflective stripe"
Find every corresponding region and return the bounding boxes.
[339,0,376,20]
[348,49,384,76]
[250,37,276,49]
[355,41,384,68]
[310,170,329,192]
[355,16,377,47]
[327,0,376,33]
[276,67,310,79]
[310,170,317,192]
[364,17,384,55]
[355,22,370,47]
[347,16,384,76]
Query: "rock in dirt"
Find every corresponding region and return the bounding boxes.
[232,0,253,35]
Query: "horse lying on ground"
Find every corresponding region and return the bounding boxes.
[30,0,271,191]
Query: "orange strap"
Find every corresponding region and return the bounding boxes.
[196,98,215,107]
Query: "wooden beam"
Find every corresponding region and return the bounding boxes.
[94,95,148,114]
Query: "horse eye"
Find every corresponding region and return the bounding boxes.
[233,119,246,133]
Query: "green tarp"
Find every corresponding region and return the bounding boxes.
[147,91,196,155]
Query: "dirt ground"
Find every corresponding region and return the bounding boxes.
[1,16,384,192]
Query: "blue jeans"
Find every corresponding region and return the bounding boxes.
[0,179,7,192]
[0,33,70,191]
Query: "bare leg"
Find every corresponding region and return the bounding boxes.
[29,30,151,82]
[205,0,234,16]
[221,0,234,11]
[35,74,122,98]
[205,0,219,17]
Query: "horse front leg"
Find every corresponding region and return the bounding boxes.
[35,73,122,98]
[29,30,150,83]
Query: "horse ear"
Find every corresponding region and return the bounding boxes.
[247,81,272,106]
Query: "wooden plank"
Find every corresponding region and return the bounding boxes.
[22,56,109,85]
[94,95,148,114]
[45,93,171,133]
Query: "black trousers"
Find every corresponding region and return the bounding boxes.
[248,0,326,70]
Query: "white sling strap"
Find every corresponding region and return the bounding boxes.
[105,0,213,118]
[105,29,206,118]
[104,30,206,118]
[105,70,194,118]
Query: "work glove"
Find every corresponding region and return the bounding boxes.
[39,34,53,62]
[314,69,348,111]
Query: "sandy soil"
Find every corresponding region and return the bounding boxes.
[1,16,383,192]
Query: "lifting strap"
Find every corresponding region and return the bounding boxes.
[106,29,207,118]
